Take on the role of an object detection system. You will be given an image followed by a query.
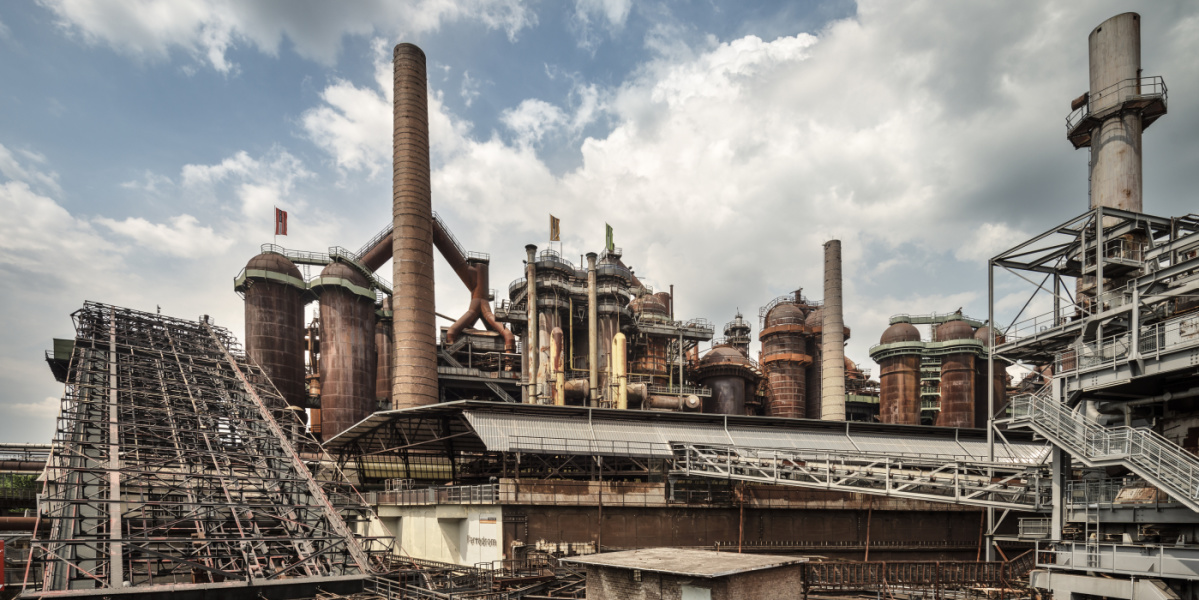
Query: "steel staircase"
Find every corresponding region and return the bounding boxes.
[1008,389,1199,513]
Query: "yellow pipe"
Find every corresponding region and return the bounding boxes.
[551,327,565,406]
[613,332,627,410]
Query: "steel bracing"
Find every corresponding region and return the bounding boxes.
[29,302,387,595]
[670,441,1050,511]
[1008,387,1199,514]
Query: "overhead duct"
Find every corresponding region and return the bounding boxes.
[391,43,438,408]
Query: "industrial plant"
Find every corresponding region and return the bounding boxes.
[4,10,1199,600]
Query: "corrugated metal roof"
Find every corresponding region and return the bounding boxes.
[323,401,1048,466]
[461,406,1047,464]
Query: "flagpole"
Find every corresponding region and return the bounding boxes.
[273,205,277,247]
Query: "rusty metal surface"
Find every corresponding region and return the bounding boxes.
[973,326,1006,428]
[391,42,439,408]
[761,301,810,418]
[936,320,976,428]
[694,345,759,415]
[880,354,920,425]
[243,252,307,409]
[319,262,378,439]
[505,506,986,561]
[375,299,392,409]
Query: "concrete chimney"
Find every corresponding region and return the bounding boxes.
[391,43,438,408]
[821,239,846,421]
[1087,13,1144,213]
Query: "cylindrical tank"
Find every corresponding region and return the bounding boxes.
[317,262,378,439]
[693,345,759,415]
[878,322,921,425]
[392,43,439,408]
[1088,13,1142,213]
[973,325,1007,428]
[242,252,307,409]
[935,319,976,428]
[760,300,809,418]
[376,297,393,409]
[804,308,822,419]
[629,293,670,382]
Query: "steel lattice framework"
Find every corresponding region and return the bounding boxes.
[28,302,387,595]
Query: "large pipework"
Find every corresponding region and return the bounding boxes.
[391,43,438,408]
[613,332,627,409]
[525,245,539,403]
[587,252,599,406]
[820,240,846,420]
[551,327,565,406]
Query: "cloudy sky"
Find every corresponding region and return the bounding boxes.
[2,1,1197,442]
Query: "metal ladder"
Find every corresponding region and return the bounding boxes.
[1009,389,1199,513]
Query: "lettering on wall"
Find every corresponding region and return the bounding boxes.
[469,536,498,547]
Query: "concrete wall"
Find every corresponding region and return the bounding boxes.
[584,565,804,600]
[377,504,504,565]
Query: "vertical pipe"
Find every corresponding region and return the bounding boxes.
[551,327,565,406]
[613,333,627,410]
[986,259,996,562]
[587,253,599,406]
[821,240,846,420]
[391,43,438,408]
[526,245,539,403]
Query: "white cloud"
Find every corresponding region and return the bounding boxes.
[502,99,568,147]
[96,214,235,257]
[40,0,538,73]
[460,70,481,108]
[571,0,632,51]
[0,143,61,195]
[297,1,1199,373]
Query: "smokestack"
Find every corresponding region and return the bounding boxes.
[525,244,539,403]
[1087,13,1144,212]
[821,239,846,420]
[587,252,598,406]
[391,43,438,408]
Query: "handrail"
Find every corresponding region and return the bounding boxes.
[1010,387,1199,512]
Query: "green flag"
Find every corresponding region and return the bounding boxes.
[605,223,614,252]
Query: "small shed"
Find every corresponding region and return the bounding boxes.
[561,548,808,600]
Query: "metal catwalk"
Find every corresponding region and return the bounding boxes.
[28,302,386,596]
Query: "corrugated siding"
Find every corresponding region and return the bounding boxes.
[461,410,1048,464]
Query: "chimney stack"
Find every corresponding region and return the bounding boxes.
[391,43,438,408]
[821,239,846,420]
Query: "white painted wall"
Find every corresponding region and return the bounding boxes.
[377,504,504,566]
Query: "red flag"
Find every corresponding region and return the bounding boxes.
[275,207,288,236]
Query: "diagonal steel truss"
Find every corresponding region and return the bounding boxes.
[29,302,388,595]
[671,441,1051,512]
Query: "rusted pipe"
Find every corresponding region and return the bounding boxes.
[359,230,393,272]
[526,245,539,403]
[0,461,46,472]
[0,517,37,531]
[646,395,702,411]
[612,333,627,409]
[551,327,565,406]
[587,252,599,406]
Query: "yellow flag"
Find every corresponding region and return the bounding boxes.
[550,215,560,241]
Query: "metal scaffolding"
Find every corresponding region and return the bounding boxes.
[28,302,388,595]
